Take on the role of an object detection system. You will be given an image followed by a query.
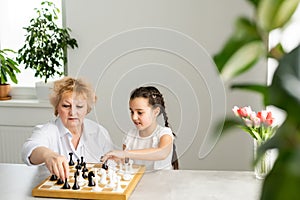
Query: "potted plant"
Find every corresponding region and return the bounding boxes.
[17,1,78,100]
[214,0,300,199]
[0,49,21,100]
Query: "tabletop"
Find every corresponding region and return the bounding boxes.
[0,163,262,200]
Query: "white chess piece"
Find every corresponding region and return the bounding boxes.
[122,173,131,181]
[123,159,132,181]
[92,174,101,191]
[100,168,108,185]
[119,162,124,173]
[77,169,85,186]
[107,170,116,188]
[128,159,134,173]
[114,176,122,192]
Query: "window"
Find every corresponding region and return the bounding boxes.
[0,0,63,88]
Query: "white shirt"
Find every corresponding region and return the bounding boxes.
[22,117,113,170]
[123,125,174,171]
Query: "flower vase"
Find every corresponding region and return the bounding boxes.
[254,140,272,179]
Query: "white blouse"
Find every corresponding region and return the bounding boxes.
[22,117,113,174]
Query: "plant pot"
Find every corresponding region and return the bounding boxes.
[0,84,12,100]
[35,81,53,102]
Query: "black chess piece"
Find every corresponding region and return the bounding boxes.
[75,168,80,177]
[100,156,104,163]
[69,152,75,166]
[72,172,80,190]
[56,178,64,185]
[62,178,70,189]
[75,159,81,170]
[82,162,88,179]
[80,156,84,166]
[102,160,108,170]
[50,174,58,181]
[88,171,95,186]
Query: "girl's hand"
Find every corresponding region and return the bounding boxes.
[102,150,126,163]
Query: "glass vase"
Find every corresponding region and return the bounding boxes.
[254,140,272,179]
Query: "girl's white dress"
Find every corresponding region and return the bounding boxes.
[123,125,174,171]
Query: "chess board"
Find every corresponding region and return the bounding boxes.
[32,163,145,200]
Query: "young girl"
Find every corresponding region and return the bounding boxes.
[103,86,178,170]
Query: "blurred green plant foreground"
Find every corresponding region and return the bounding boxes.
[213,0,300,199]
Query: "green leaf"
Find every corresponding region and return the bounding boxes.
[246,0,261,7]
[231,83,268,105]
[257,0,300,31]
[17,1,78,83]
[0,49,20,84]
[260,148,300,200]
[213,17,262,73]
[267,45,300,120]
[220,41,265,81]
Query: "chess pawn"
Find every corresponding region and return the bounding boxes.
[68,152,75,166]
[114,176,122,192]
[56,178,64,185]
[72,172,80,190]
[62,178,70,189]
[110,169,118,184]
[77,169,85,186]
[122,173,131,181]
[118,162,124,173]
[128,159,134,173]
[50,174,58,181]
[107,171,116,188]
[100,168,108,185]
[92,175,101,192]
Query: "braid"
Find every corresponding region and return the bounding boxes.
[130,86,179,169]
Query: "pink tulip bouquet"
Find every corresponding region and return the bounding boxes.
[232,106,277,143]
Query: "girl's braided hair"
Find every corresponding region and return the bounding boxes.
[130,86,179,170]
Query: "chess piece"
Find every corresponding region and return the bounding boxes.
[100,168,108,185]
[123,159,131,181]
[50,174,58,181]
[128,159,134,173]
[68,152,75,166]
[75,159,82,170]
[82,162,88,179]
[114,176,122,192]
[80,156,84,166]
[102,160,108,170]
[72,172,80,190]
[119,162,124,173]
[62,178,70,189]
[77,169,85,186]
[56,178,64,185]
[92,175,101,191]
[107,169,116,188]
[88,171,95,186]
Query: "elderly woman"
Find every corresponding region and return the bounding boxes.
[22,77,113,180]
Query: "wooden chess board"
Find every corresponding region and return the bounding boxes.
[32,163,145,200]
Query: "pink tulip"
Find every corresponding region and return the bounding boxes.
[237,106,252,118]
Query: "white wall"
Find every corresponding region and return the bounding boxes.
[65,0,266,170]
[0,102,53,163]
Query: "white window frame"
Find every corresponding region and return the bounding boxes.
[0,0,64,101]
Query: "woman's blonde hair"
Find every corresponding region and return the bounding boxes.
[49,76,96,116]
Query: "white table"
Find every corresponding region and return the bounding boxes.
[0,163,262,200]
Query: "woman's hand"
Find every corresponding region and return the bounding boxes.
[44,152,69,181]
[30,147,69,180]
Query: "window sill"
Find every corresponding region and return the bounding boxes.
[0,86,52,108]
[0,99,52,108]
